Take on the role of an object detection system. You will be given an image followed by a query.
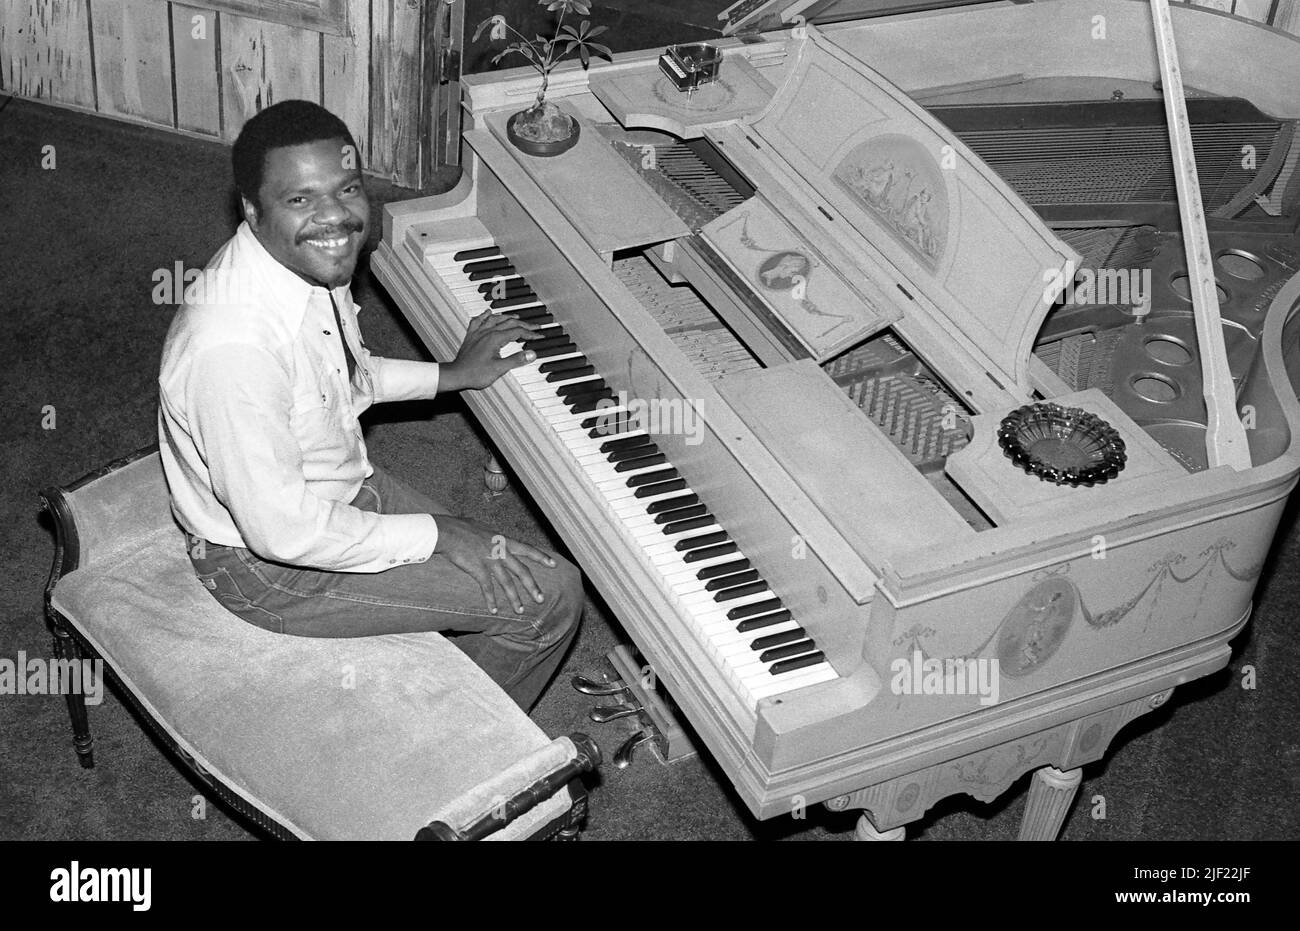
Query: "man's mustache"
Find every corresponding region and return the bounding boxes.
[296,222,365,244]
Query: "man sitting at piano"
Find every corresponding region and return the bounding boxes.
[157,100,582,711]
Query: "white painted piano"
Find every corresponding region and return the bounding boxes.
[372,0,1300,838]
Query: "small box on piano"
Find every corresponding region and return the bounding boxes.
[659,43,722,92]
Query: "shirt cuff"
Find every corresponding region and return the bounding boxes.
[370,357,440,404]
[377,512,439,567]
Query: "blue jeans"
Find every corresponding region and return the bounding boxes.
[187,465,583,711]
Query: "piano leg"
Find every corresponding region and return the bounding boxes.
[1017,765,1083,841]
[483,453,509,497]
[854,813,906,842]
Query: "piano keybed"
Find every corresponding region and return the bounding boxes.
[427,240,839,710]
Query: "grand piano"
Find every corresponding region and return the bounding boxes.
[372,0,1300,839]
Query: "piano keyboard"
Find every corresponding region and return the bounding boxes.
[428,241,839,710]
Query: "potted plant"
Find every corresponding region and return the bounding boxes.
[474,0,613,156]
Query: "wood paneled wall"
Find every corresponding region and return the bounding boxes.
[5,0,1300,188]
[0,0,433,187]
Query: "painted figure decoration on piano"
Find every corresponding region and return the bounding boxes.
[832,134,948,268]
[474,0,613,156]
[157,100,583,711]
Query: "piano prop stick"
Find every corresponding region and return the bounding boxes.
[1149,0,1252,471]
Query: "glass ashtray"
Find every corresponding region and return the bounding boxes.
[997,403,1127,487]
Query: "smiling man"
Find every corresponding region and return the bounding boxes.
[157,100,582,711]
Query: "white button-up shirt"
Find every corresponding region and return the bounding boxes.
[158,221,441,572]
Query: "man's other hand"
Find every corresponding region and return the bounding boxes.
[433,516,557,614]
[441,311,542,392]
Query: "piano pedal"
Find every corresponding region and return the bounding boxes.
[604,644,697,766]
[613,728,662,769]
[483,454,509,499]
[571,673,629,697]
[588,702,640,724]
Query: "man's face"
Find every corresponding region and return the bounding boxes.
[243,138,368,289]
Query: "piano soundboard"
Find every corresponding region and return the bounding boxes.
[373,1,1300,837]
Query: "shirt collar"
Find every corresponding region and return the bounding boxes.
[232,220,352,329]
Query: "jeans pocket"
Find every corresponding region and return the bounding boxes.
[194,566,284,634]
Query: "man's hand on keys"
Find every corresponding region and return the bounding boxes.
[440,311,540,392]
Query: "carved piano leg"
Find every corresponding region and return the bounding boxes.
[854,812,906,841]
[483,454,508,498]
[1018,765,1082,841]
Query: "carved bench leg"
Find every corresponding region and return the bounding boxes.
[1018,765,1081,840]
[483,454,508,498]
[854,811,906,841]
[51,628,94,768]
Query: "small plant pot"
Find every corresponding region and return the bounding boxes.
[506,108,580,157]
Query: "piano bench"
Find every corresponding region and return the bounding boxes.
[39,447,596,841]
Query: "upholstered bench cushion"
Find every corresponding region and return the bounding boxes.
[51,520,570,840]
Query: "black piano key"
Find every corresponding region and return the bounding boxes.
[453,246,500,262]
[462,254,509,269]
[652,502,707,524]
[554,370,601,388]
[479,280,530,297]
[502,306,550,322]
[464,258,512,276]
[627,468,678,488]
[469,266,514,282]
[696,558,750,580]
[535,342,577,359]
[508,311,554,325]
[587,416,634,437]
[633,478,686,498]
[751,627,807,650]
[561,381,609,398]
[582,407,632,429]
[728,597,783,620]
[675,530,728,552]
[662,514,714,535]
[527,334,572,351]
[704,568,759,591]
[714,580,768,602]
[759,640,817,664]
[682,542,738,563]
[600,434,651,454]
[569,392,617,415]
[492,294,540,310]
[646,493,699,514]
[539,356,588,374]
[735,609,792,632]
[605,439,654,461]
[769,652,826,676]
[614,452,667,473]
[557,378,606,399]
[547,364,594,382]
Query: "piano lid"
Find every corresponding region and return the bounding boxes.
[739,30,1077,395]
[718,0,992,35]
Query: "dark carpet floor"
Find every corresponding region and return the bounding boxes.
[1,92,1297,842]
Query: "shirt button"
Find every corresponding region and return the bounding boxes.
[389,559,397,565]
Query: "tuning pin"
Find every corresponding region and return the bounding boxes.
[589,702,640,724]
[571,673,629,697]
[614,730,657,769]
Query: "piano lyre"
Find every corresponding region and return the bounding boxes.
[373,0,1300,838]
